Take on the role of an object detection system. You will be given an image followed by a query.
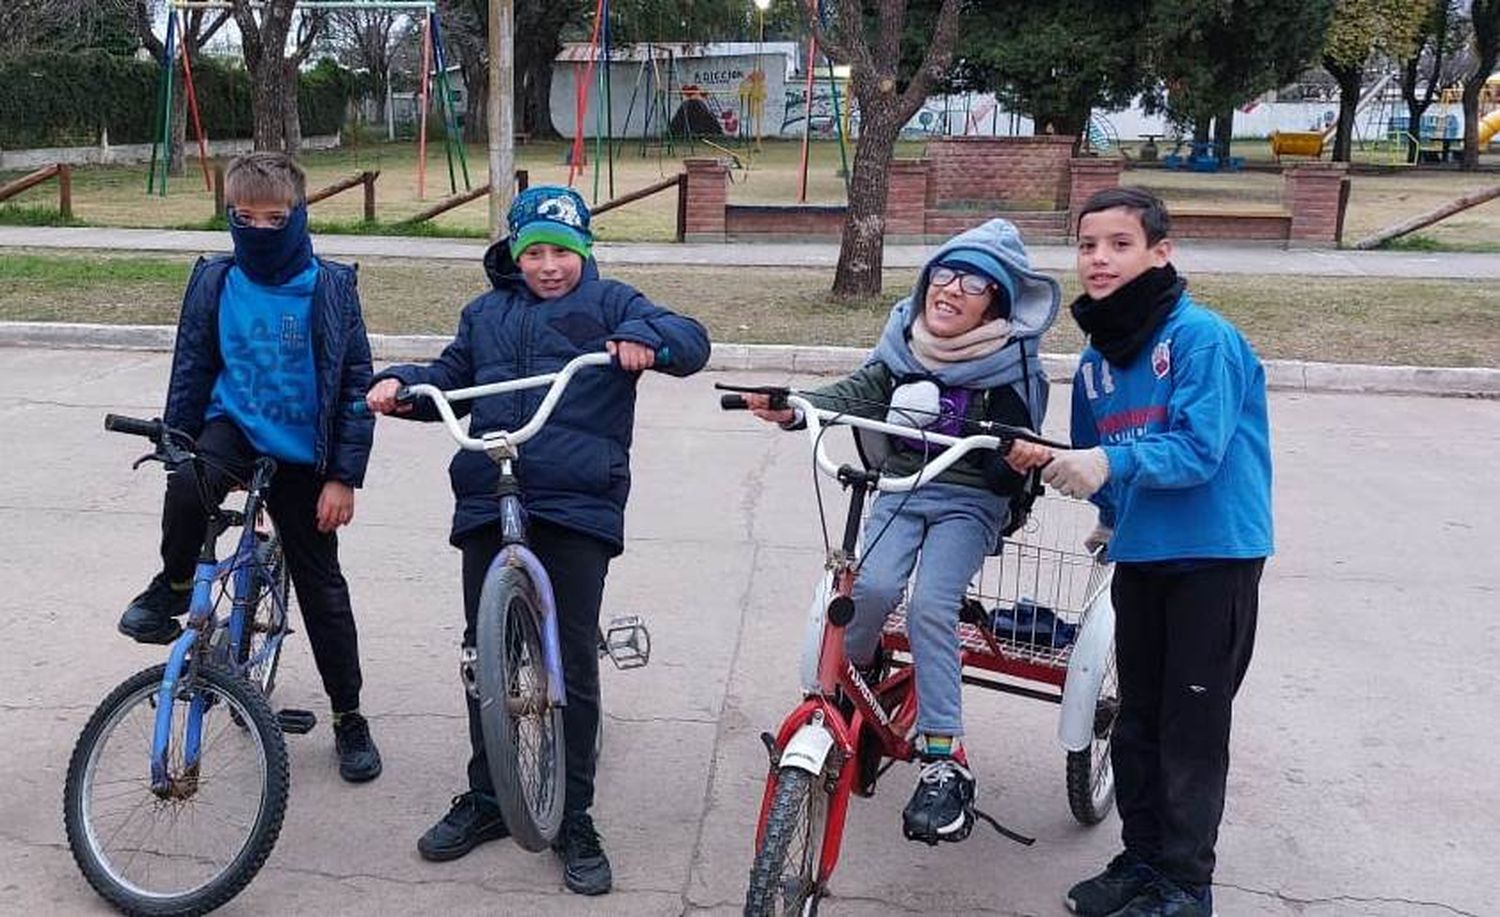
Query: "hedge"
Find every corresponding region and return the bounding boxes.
[0,51,351,149]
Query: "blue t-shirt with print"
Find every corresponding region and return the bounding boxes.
[206,262,319,465]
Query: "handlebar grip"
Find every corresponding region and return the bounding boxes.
[720,394,750,411]
[395,386,417,406]
[104,413,163,440]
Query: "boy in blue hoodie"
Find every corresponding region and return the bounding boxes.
[118,152,381,783]
[1010,188,1273,917]
[747,219,1060,845]
[366,185,710,896]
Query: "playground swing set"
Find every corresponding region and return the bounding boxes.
[150,0,469,204]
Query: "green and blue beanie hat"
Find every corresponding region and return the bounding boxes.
[508,185,593,261]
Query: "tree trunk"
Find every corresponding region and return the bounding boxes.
[284,64,303,152]
[169,70,188,175]
[1324,59,1363,164]
[251,64,288,151]
[521,51,558,139]
[1461,77,1484,169]
[1191,115,1210,144]
[832,111,902,300]
[463,64,488,142]
[1404,94,1429,164]
[1213,105,1234,159]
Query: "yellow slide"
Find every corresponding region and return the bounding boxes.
[1481,110,1500,146]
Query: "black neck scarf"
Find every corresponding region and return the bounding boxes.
[1069,264,1184,366]
[229,203,314,287]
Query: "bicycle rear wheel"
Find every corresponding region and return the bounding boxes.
[475,563,566,852]
[745,767,829,917]
[239,533,290,697]
[63,662,289,916]
[1066,648,1119,825]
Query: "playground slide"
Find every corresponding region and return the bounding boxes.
[1480,111,1500,147]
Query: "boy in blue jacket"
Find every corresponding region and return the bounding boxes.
[366,185,710,896]
[118,152,381,783]
[1012,187,1272,917]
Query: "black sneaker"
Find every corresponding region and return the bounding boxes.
[118,573,189,644]
[1110,875,1214,916]
[332,711,383,783]
[417,791,510,862]
[1065,851,1158,916]
[901,757,976,844]
[552,812,612,896]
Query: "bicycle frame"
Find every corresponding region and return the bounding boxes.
[150,458,282,795]
[397,351,619,708]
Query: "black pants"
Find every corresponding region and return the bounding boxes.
[1110,558,1263,888]
[159,419,364,714]
[459,518,612,817]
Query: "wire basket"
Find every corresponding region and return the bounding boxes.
[882,495,1110,674]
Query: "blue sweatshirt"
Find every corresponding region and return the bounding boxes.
[1071,291,1273,563]
[206,263,320,465]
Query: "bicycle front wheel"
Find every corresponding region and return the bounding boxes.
[475,563,566,852]
[63,662,289,916]
[745,767,829,917]
[1066,647,1119,825]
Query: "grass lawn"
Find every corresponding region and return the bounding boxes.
[3,250,1496,368]
[3,138,1498,247]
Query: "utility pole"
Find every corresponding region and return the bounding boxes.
[488,0,515,240]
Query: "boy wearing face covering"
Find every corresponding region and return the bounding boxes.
[117,152,382,784]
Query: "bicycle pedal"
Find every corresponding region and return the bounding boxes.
[276,708,317,734]
[602,615,651,670]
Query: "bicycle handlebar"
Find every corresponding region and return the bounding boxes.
[103,413,165,441]
[398,351,615,452]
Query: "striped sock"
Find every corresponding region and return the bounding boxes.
[921,734,955,758]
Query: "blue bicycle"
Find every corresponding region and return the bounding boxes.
[64,415,302,916]
[394,350,652,852]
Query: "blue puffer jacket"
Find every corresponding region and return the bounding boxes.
[376,240,711,553]
[163,255,375,486]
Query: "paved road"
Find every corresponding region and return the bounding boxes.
[2,348,1496,916]
[5,225,1500,279]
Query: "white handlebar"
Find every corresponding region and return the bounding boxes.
[403,351,614,452]
[786,394,1007,493]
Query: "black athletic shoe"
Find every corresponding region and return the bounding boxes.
[417,791,510,862]
[901,757,976,844]
[118,573,189,644]
[1065,851,1159,916]
[552,812,612,896]
[332,711,383,782]
[1109,876,1214,917]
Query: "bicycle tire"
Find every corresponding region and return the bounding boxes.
[63,662,289,916]
[745,767,829,917]
[240,533,289,697]
[1066,649,1119,826]
[475,563,566,852]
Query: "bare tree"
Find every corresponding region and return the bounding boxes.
[810,0,967,299]
[1463,0,1500,169]
[233,0,326,152]
[324,7,404,125]
[132,0,232,174]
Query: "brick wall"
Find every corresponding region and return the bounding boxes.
[886,160,929,236]
[1068,158,1125,237]
[928,136,1076,210]
[1171,210,1292,241]
[1283,162,1349,246]
[682,158,727,241]
[726,205,845,237]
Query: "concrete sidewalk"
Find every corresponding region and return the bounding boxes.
[2,348,1497,916]
[5,225,1500,278]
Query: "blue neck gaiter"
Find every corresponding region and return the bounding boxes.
[229,203,314,287]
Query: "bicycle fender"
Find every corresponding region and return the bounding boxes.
[779,722,835,776]
[1058,588,1115,753]
[799,572,834,694]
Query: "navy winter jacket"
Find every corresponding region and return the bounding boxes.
[376,241,711,553]
[163,255,375,487]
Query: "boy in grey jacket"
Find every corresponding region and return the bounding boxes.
[747,219,1059,843]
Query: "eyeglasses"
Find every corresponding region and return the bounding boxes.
[227,206,290,230]
[930,266,993,296]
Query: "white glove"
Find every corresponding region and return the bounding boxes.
[1042,447,1110,499]
[1084,524,1113,556]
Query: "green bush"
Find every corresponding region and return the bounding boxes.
[0,52,351,149]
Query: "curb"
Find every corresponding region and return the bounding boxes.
[2,321,1497,400]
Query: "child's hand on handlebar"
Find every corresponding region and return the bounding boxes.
[365,378,411,415]
[744,392,796,426]
[607,339,656,372]
[1005,439,1053,472]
